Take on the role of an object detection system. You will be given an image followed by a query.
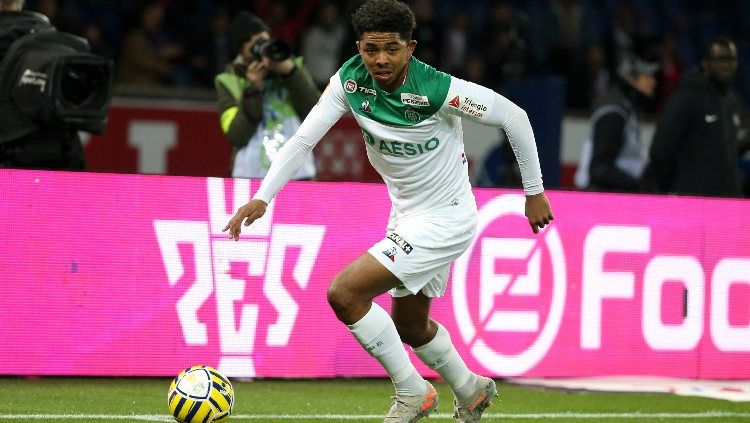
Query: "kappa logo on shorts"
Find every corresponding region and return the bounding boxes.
[387,233,413,254]
[382,246,398,262]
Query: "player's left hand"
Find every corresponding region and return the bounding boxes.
[525,192,554,234]
[222,199,268,241]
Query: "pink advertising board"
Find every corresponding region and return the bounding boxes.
[1,169,749,378]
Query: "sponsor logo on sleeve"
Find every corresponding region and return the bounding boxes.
[344,79,357,93]
[447,95,487,118]
[461,97,488,118]
[387,232,413,254]
[401,93,430,107]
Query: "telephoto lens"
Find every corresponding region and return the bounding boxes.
[251,39,291,62]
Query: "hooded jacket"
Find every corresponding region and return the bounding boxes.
[642,68,746,197]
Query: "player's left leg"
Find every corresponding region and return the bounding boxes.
[392,293,497,422]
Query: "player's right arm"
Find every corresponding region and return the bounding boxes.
[223,72,349,240]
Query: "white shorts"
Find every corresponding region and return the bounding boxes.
[368,201,477,298]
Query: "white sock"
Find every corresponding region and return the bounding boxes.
[413,321,477,403]
[348,302,427,396]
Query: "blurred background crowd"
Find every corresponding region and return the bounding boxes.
[23,0,750,111]
[5,0,748,198]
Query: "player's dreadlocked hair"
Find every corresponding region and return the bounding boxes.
[351,0,416,41]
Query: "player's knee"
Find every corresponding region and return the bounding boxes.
[327,276,354,317]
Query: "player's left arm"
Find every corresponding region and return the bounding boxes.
[442,77,553,233]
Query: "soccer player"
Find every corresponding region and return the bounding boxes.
[224,0,554,421]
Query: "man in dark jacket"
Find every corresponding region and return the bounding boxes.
[215,11,320,179]
[641,36,748,197]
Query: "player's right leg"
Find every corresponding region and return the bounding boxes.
[327,253,436,422]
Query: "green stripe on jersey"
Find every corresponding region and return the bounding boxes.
[338,55,451,126]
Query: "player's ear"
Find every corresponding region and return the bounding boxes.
[407,40,417,56]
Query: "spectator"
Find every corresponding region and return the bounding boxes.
[255,0,321,49]
[459,52,489,87]
[568,45,611,110]
[412,0,443,66]
[83,22,115,59]
[441,11,470,75]
[474,3,528,86]
[300,1,346,89]
[117,1,185,87]
[215,11,320,179]
[575,55,657,192]
[484,22,526,85]
[189,6,231,87]
[0,0,22,12]
[642,36,749,197]
[34,0,81,36]
[655,32,682,111]
[548,0,582,77]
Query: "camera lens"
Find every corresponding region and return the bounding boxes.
[250,39,291,62]
[60,63,108,109]
[265,40,291,62]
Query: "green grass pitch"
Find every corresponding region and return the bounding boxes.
[0,377,749,422]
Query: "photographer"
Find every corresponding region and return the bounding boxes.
[215,11,320,179]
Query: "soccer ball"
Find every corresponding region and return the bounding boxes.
[167,365,235,423]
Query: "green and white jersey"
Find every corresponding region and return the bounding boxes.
[337,55,469,215]
[254,55,543,215]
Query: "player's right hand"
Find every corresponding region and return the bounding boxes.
[222,199,268,241]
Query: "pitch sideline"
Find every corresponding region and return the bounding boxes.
[0,412,749,420]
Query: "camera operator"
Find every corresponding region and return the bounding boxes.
[215,11,320,179]
[0,0,88,170]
